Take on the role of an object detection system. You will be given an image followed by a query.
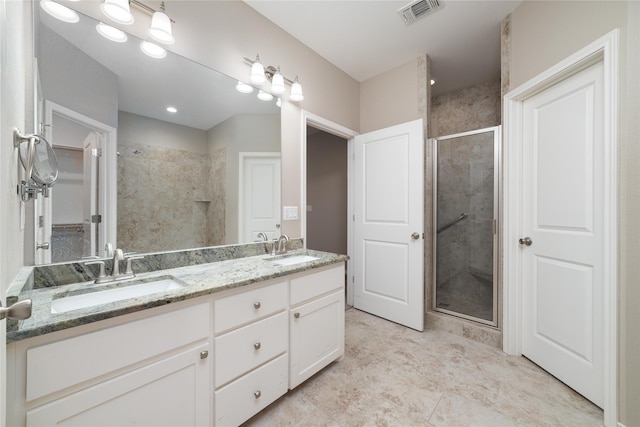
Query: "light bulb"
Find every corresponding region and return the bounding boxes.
[40,0,80,23]
[148,10,175,44]
[271,67,285,94]
[101,0,134,25]
[290,76,304,102]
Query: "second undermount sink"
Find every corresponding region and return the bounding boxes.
[51,276,187,314]
[269,254,320,266]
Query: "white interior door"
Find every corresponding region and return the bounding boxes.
[353,119,424,331]
[521,60,604,407]
[240,153,281,243]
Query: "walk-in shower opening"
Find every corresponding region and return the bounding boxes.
[433,126,500,326]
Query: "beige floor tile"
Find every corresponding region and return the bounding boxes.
[243,309,603,427]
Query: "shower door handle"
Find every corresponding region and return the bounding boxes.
[519,237,533,246]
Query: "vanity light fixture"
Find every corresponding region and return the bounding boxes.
[96,23,128,42]
[244,55,305,102]
[148,2,175,45]
[270,67,285,95]
[100,0,134,25]
[236,81,254,94]
[250,55,266,84]
[290,76,304,102]
[140,41,166,59]
[257,90,273,102]
[40,0,80,23]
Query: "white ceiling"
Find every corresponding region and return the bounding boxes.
[244,0,521,96]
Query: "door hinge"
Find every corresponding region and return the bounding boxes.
[92,148,103,157]
[91,214,102,224]
[38,215,44,228]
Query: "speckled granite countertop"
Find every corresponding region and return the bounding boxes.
[6,248,347,343]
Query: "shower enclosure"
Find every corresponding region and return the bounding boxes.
[432,126,500,326]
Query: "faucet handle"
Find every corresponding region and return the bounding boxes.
[84,260,106,279]
[124,255,144,275]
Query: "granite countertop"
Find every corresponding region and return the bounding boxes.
[7,248,347,343]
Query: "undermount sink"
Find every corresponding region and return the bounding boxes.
[269,255,320,266]
[51,276,187,314]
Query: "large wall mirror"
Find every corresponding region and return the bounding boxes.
[32,6,282,264]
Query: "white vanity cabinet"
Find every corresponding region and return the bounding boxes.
[289,265,345,388]
[9,303,211,427]
[213,281,289,426]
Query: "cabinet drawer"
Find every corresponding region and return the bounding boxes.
[214,281,287,334]
[215,311,287,388]
[290,265,344,305]
[215,354,288,427]
[26,303,210,402]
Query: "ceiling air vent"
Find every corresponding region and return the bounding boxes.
[398,0,442,25]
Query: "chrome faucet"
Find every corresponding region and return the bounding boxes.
[257,232,268,242]
[85,248,144,284]
[276,234,290,255]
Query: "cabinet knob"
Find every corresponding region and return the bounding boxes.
[293,312,300,319]
[254,390,262,399]
[254,342,261,350]
[253,302,261,310]
[200,350,208,359]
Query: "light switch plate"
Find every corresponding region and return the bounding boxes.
[283,206,298,220]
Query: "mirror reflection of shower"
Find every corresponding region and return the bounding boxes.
[433,126,500,326]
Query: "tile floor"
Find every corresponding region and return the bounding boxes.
[244,308,603,427]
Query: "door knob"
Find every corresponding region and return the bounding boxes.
[411,232,421,240]
[0,299,32,321]
[519,237,533,246]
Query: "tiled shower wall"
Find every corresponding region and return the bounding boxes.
[430,79,501,138]
[117,141,222,253]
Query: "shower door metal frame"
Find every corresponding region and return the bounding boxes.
[431,126,501,327]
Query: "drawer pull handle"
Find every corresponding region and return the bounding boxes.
[254,342,261,350]
[293,312,300,319]
[254,390,262,399]
[253,302,261,310]
[200,350,209,359]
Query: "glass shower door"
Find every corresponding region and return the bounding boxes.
[433,126,500,326]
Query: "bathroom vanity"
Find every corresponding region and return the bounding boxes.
[6,248,347,426]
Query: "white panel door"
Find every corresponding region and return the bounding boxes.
[353,119,424,331]
[521,60,604,407]
[241,154,281,243]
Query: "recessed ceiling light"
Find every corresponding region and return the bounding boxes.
[140,41,166,59]
[40,0,80,23]
[166,107,178,113]
[430,79,436,86]
[236,81,254,94]
[96,23,128,42]
[257,90,273,102]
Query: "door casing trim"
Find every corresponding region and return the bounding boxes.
[503,29,619,426]
[300,111,358,305]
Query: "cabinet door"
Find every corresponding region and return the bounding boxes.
[289,290,344,389]
[26,343,210,427]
